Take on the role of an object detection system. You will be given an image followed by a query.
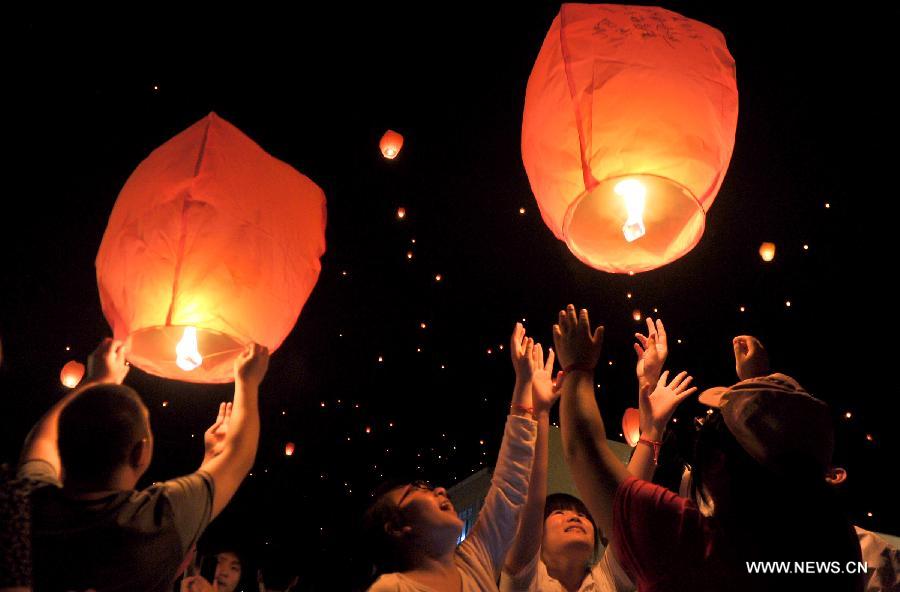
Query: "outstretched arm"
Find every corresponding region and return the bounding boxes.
[20,339,129,476]
[199,343,269,519]
[504,339,559,575]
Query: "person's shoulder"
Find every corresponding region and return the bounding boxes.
[366,572,403,591]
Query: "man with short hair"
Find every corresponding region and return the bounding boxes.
[18,338,269,592]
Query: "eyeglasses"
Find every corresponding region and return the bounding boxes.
[397,480,436,506]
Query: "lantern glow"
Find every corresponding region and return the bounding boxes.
[759,242,776,262]
[285,442,295,456]
[175,326,203,372]
[615,179,647,242]
[522,5,738,273]
[95,113,326,383]
[380,130,404,159]
[60,360,85,389]
[632,310,642,322]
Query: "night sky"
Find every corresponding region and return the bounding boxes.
[2,4,896,590]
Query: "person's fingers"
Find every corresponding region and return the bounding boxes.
[677,375,694,393]
[525,337,534,360]
[592,325,604,348]
[224,402,233,424]
[558,310,568,333]
[635,333,649,348]
[546,348,555,370]
[656,319,667,341]
[533,342,543,365]
[566,305,577,331]
[670,370,689,389]
[678,386,698,399]
[646,317,656,338]
[634,343,645,359]
[214,402,226,425]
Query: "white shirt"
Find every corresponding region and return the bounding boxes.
[500,547,633,592]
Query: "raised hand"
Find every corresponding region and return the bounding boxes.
[733,335,769,380]
[510,322,538,384]
[634,317,668,389]
[530,343,559,413]
[552,305,604,371]
[639,370,697,437]
[203,402,232,462]
[85,338,130,385]
[234,343,270,387]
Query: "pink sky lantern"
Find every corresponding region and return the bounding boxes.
[380,130,404,159]
[522,4,738,273]
[622,407,641,447]
[60,360,85,389]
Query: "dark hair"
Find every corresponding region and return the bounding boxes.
[690,412,860,573]
[58,383,148,484]
[544,492,601,551]
[361,479,411,578]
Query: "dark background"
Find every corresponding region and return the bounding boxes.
[1,3,895,590]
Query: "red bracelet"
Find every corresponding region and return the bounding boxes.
[510,403,535,418]
[638,437,663,465]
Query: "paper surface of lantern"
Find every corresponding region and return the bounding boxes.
[285,442,295,457]
[522,4,738,273]
[380,130,404,159]
[60,360,85,389]
[96,113,327,383]
[622,407,640,447]
[759,242,776,262]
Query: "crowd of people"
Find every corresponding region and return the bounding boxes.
[2,306,898,591]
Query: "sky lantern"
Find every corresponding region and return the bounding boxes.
[380,130,404,159]
[96,113,327,383]
[285,442,296,457]
[60,360,85,389]
[522,4,738,273]
[632,309,642,322]
[622,407,640,447]
[759,242,776,262]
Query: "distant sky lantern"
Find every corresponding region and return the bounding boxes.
[380,130,404,160]
[759,242,776,262]
[285,442,295,457]
[632,309,642,322]
[522,4,738,273]
[396,207,406,220]
[96,113,327,383]
[622,408,640,447]
[60,360,85,389]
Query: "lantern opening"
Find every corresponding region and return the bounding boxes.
[175,327,203,371]
[125,325,244,383]
[563,174,705,274]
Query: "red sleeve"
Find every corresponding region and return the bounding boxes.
[612,476,709,588]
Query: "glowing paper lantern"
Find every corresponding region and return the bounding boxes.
[396,207,407,219]
[759,242,776,262]
[96,113,327,383]
[622,408,640,447]
[522,4,738,273]
[380,130,404,159]
[285,442,295,457]
[60,360,85,389]
[632,309,642,322]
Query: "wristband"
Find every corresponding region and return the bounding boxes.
[638,437,663,465]
[510,403,536,419]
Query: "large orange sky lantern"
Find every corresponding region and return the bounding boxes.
[96,113,327,383]
[380,130,404,160]
[522,4,738,273]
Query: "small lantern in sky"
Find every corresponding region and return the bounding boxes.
[622,408,641,447]
[632,309,643,322]
[396,207,407,220]
[759,242,776,262]
[380,130,404,160]
[60,360,85,389]
[96,113,327,383]
[285,442,295,457]
[522,4,738,273]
